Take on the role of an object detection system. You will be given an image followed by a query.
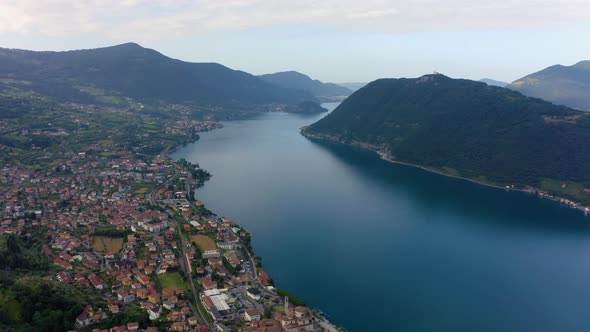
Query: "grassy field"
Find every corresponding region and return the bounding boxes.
[158,272,186,290]
[92,236,124,254]
[190,235,217,251]
[134,187,149,194]
[541,178,589,202]
[441,166,460,177]
[131,183,151,194]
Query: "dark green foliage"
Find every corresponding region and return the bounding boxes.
[0,276,92,332]
[258,71,352,99]
[93,225,132,238]
[222,257,238,276]
[306,74,590,193]
[276,289,305,306]
[0,230,91,331]
[0,43,314,108]
[177,158,211,184]
[0,231,50,271]
[508,60,590,111]
[211,272,224,289]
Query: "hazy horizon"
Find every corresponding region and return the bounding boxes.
[2,1,589,83]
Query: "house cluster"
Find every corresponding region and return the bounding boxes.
[165,119,221,136]
[533,188,590,213]
[0,126,331,331]
[0,151,174,235]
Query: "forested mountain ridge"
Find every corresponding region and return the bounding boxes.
[303,74,590,204]
[0,43,316,108]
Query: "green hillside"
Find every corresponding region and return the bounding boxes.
[0,43,315,108]
[304,74,590,203]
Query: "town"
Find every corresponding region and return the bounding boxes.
[0,98,339,332]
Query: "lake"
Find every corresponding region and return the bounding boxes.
[172,103,590,332]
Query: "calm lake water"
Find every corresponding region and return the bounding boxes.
[172,103,590,332]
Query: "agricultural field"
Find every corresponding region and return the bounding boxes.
[190,235,217,251]
[92,236,124,254]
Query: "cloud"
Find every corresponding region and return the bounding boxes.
[1,0,589,41]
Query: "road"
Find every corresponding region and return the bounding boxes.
[148,166,211,327]
[173,214,210,328]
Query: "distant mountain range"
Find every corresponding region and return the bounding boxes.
[0,43,317,109]
[303,74,590,204]
[257,71,351,101]
[508,61,590,111]
[336,82,367,92]
[479,78,509,87]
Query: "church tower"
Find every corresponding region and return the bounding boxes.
[284,296,290,315]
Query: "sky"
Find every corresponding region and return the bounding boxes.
[1,0,590,83]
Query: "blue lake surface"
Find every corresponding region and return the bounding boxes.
[172,103,590,332]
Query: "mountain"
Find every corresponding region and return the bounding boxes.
[303,74,590,203]
[257,71,351,101]
[337,82,367,92]
[291,101,328,113]
[507,61,590,111]
[0,43,315,108]
[479,78,509,87]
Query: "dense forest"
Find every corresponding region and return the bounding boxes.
[304,74,590,203]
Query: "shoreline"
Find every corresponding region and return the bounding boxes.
[301,130,590,215]
[169,130,344,331]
